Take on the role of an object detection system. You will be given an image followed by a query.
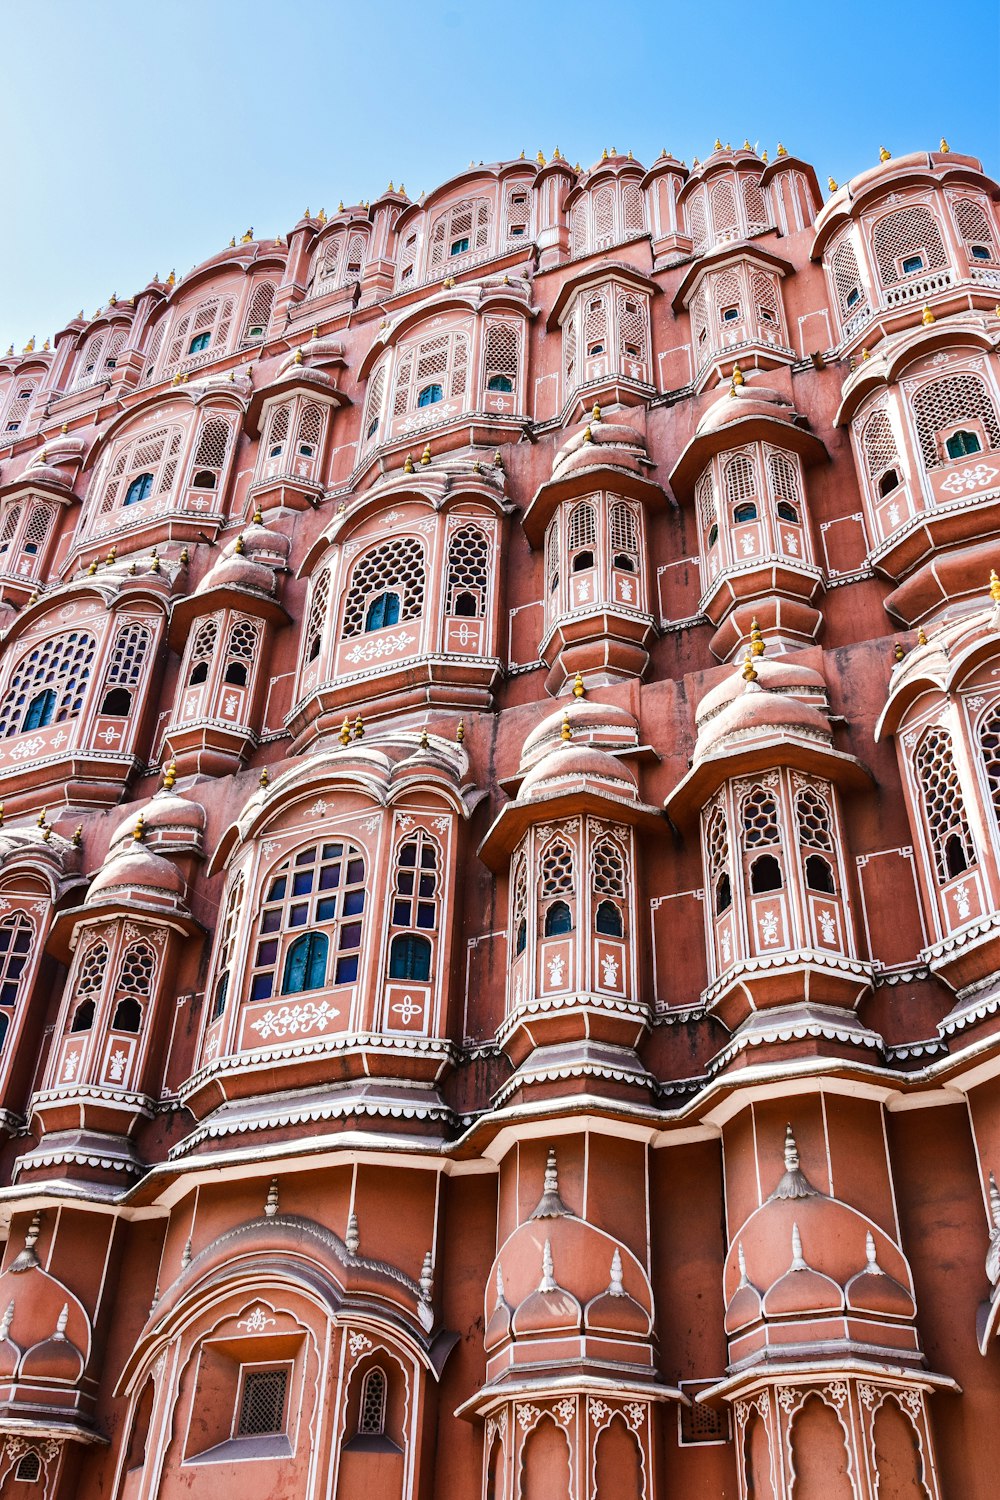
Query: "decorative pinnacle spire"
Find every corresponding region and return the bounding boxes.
[769,1123,820,1201]
[346,1211,360,1256]
[404,454,414,474]
[530,1146,573,1218]
[163,759,177,791]
[917,626,928,646]
[106,545,117,566]
[940,138,950,152]
[879,145,891,162]
[560,709,572,742]
[72,825,82,847]
[828,176,838,193]
[456,718,465,743]
[922,305,935,325]
[493,449,503,470]
[732,361,744,387]
[582,423,593,443]
[572,671,585,698]
[893,641,905,662]
[259,767,270,789]
[784,1122,799,1172]
[864,1230,885,1274]
[353,714,364,740]
[790,1223,807,1270]
[608,1248,625,1297]
[419,727,430,750]
[419,1251,434,1303]
[264,1177,279,1218]
[538,1239,557,1292]
[749,617,765,658]
[990,568,1000,604]
[495,1261,505,1307]
[55,1304,68,1339]
[776,142,787,157]
[592,402,602,422]
[741,651,758,684]
[990,1170,1000,1229]
[339,716,351,746]
[11,1212,41,1273]
[0,1302,13,1341]
[420,441,431,465]
[133,813,145,843]
[737,1241,748,1284]
[181,1238,192,1268]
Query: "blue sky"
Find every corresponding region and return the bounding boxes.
[1,0,997,353]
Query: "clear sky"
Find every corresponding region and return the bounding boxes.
[1,0,997,353]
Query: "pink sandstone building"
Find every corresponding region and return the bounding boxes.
[0,136,998,1498]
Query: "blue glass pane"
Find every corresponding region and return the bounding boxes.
[282,932,328,994]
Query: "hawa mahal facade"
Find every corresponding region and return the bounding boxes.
[0,136,997,1500]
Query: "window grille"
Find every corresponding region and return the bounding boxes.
[359,1367,387,1436]
[140,321,165,386]
[0,505,22,552]
[622,183,645,237]
[592,837,627,896]
[710,179,738,240]
[14,1452,41,1483]
[795,786,834,849]
[724,453,757,507]
[162,297,235,372]
[568,502,597,552]
[751,270,781,330]
[741,787,780,847]
[98,425,184,517]
[511,855,528,954]
[766,450,801,507]
[264,403,291,457]
[691,286,711,355]
[829,236,868,320]
[73,328,127,391]
[609,502,639,557]
[237,1368,287,1437]
[484,323,520,392]
[362,362,387,444]
[74,940,108,1003]
[584,295,608,354]
[914,726,974,883]
[953,198,999,262]
[540,839,575,896]
[0,912,34,1011]
[392,331,469,416]
[305,569,331,663]
[428,199,491,270]
[241,282,275,345]
[592,186,615,247]
[687,192,708,253]
[227,617,260,664]
[617,291,647,364]
[912,372,1000,469]
[741,176,770,235]
[186,616,220,684]
[505,186,531,241]
[445,525,490,615]
[192,416,231,472]
[342,538,425,637]
[0,630,96,738]
[211,873,244,1020]
[314,237,342,293]
[105,623,152,687]
[860,407,900,484]
[714,267,742,324]
[563,320,577,388]
[705,805,730,881]
[343,231,367,281]
[117,941,155,998]
[391,831,439,931]
[571,203,589,258]
[545,515,560,596]
[397,232,419,283]
[22,502,56,556]
[979,702,1000,825]
[250,841,367,1002]
[696,471,717,533]
[298,403,324,453]
[1,379,37,437]
[871,206,948,286]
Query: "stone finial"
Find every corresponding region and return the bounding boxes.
[106,546,117,566]
[769,1123,820,1201]
[790,1223,807,1270]
[940,138,950,152]
[741,651,758,684]
[339,716,351,746]
[353,714,364,740]
[749,617,765,658]
[163,760,177,791]
[828,176,838,193]
[990,568,1000,605]
[265,1178,279,1218]
[54,1304,68,1339]
[608,1249,626,1297]
[861,346,871,360]
[0,1302,13,1341]
[420,442,431,466]
[572,671,585,699]
[893,642,905,662]
[493,449,503,470]
[530,1147,572,1219]
[419,1251,434,1303]
[987,1172,1000,1287]
[346,1211,360,1256]
[403,454,415,474]
[456,718,465,743]
[181,1238,192,1269]
[11,1213,41,1273]
[922,305,935,325]
[495,1262,505,1308]
[864,1230,885,1274]
[737,1241,749,1285]
[293,347,303,365]
[259,767,270,789]
[990,1170,1000,1229]
[560,710,572,742]
[538,1239,557,1293]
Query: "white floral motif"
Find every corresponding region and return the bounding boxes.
[8,737,45,760]
[887,501,901,527]
[618,578,634,602]
[391,995,423,1024]
[623,1402,646,1431]
[553,1398,575,1426]
[310,800,328,818]
[576,578,591,601]
[759,909,780,945]
[344,630,415,664]
[238,1306,276,1332]
[97,727,121,745]
[516,1403,541,1432]
[784,533,799,554]
[824,1381,848,1409]
[777,1386,797,1414]
[547,954,566,987]
[513,971,523,1008]
[206,1035,220,1060]
[953,882,971,919]
[589,1398,610,1426]
[940,463,998,495]
[818,909,836,943]
[51,730,67,748]
[348,1332,372,1359]
[62,1050,79,1081]
[108,1049,128,1082]
[250,1000,339,1039]
[741,534,757,555]
[600,953,620,988]
[721,928,732,965]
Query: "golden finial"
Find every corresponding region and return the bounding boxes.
[179,548,189,565]
[42,823,51,843]
[60,423,68,434]
[861,346,871,361]
[443,276,455,288]
[917,627,929,646]
[940,138,950,153]
[922,305,935,325]
[519,149,525,159]
[419,728,430,749]
[592,402,602,422]
[732,362,744,386]
[317,207,327,224]
[259,767,270,789]
[275,234,284,247]
[761,150,768,164]
[105,546,117,566]
[36,808,46,829]
[990,568,1000,604]
[583,424,593,443]
[627,148,633,160]
[420,442,431,466]
[4,344,12,357]
[163,759,177,790]
[132,813,145,843]
[27,590,38,606]
[167,269,176,286]
[310,326,319,341]
[714,138,722,150]
[128,562,137,575]
[601,147,609,161]
[749,617,765,657]
[742,651,758,683]
[23,336,35,354]
[493,449,503,470]
[337,200,344,213]
[572,671,585,698]
[293,347,303,365]
[42,338,50,352]
[743,139,751,151]
[776,142,787,157]
[234,534,246,555]
[560,710,572,742]
[879,145,891,162]
[72,825,82,847]
[0,803,5,829]
[456,718,465,743]
[353,714,364,740]
[893,641,905,662]
[339,716,351,746]
[87,559,99,576]
[828,176,838,193]
[553,147,562,160]
[150,549,161,574]
[228,237,236,248]
[171,372,183,386]
[253,507,263,525]
[399,183,405,195]
[303,206,311,219]
[660,147,667,159]
[403,453,414,474]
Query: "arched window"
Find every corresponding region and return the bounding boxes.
[804,854,836,894]
[240,282,276,345]
[750,854,783,893]
[250,842,366,1002]
[725,453,758,516]
[0,630,97,739]
[418,383,442,408]
[593,836,627,935]
[860,407,902,499]
[282,931,329,994]
[795,785,834,848]
[445,525,490,618]
[362,362,387,445]
[211,874,244,1021]
[544,900,573,936]
[945,429,982,459]
[829,235,868,322]
[911,372,1000,470]
[391,331,470,417]
[190,416,231,490]
[389,933,432,980]
[263,403,291,462]
[96,423,184,521]
[365,591,401,631]
[871,205,948,286]
[705,804,731,913]
[112,942,154,1035]
[953,198,999,264]
[358,1367,387,1436]
[14,1452,41,1483]
[511,856,528,957]
[100,687,132,716]
[124,474,153,507]
[186,617,219,687]
[595,900,623,936]
[427,199,491,270]
[572,549,594,573]
[484,322,520,396]
[878,469,900,497]
[24,690,55,731]
[733,502,758,524]
[68,940,107,1034]
[112,997,142,1032]
[541,838,575,933]
[617,290,647,367]
[568,502,597,556]
[162,296,235,373]
[305,569,331,665]
[104,621,152,697]
[223,618,260,689]
[0,912,34,1014]
[392,832,439,932]
[710,179,738,240]
[914,726,975,885]
[71,999,95,1033]
[343,538,425,638]
[609,503,639,564]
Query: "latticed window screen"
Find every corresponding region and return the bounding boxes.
[725,453,758,506]
[428,199,491,269]
[953,198,999,262]
[397,232,419,282]
[187,617,220,681]
[211,873,244,1019]
[314,237,342,293]
[687,193,708,253]
[592,838,627,896]
[99,425,184,516]
[871,206,948,286]
[162,297,235,370]
[584,295,608,354]
[362,362,388,443]
[545,515,560,595]
[911,372,1000,468]
[192,416,231,472]
[264,403,291,456]
[359,1368,387,1436]
[767,450,801,507]
[342,538,425,637]
[343,232,366,280]
[593,186,615,246]
[0,912,34,1011]
[74,940,109,1002]
[0,631,96,737]
[305,569,331,662]
[505,186,531,241]
[511,856,528,941]
[861,407,901,484]
[568,502,597,552]
[2,379,37,435]
[705,805,730,882]
[795,786,834,849]
[610,502,639,557]
[563,319,578,388]
[445,525,490,615]
[710,180,738,239]
[13,1453,41,1483]
[23,502,56,555]
[241,282,275,343]
[751,271,781,330]
[622,184,645,237]
[73,327,127,391]
[105,623,152,687]
[742,176,770,234]
[226,617,260,665]
[741,787,780,847]
[541,840,575,896]
[117,942,155,998]
[0,505,22,552]
[914,726,974,883]
[391,832,439,931]
[484,323,520,391]
[297,403,324,453]
[140,321,165,386]
[713,268,742,324]
[978,703,1000,825]
[691,287,711,352]
[696,471,717,533]
[829,236,868,320]
[571,203,589,258]
[617,292,647,363]
[237,1369,287,1437]
[392,331,469,416]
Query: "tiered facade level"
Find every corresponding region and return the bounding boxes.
[0,137,998,1499]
